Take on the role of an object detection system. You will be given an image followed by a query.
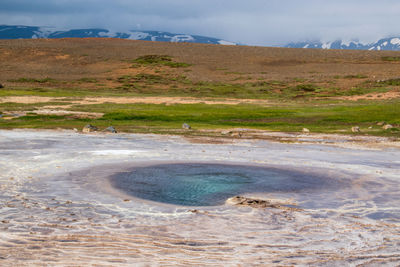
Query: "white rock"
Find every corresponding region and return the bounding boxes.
[82,124,98,133]
[383,124,393,130]
[182,123,191,130]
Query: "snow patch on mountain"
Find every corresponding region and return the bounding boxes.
[218,40,236,45]
[128,32,150,40]
[390,38,400,45]
[32,27,54,39]
[170,35,195,42]
[98,31,119,38]
[321,42,332,49]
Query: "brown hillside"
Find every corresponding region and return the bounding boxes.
[1,38,400,99]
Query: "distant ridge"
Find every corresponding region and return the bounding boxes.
[285,38,400,51]
[4,25,400,51]
[0,25,237,45]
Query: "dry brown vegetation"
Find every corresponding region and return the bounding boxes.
[1,38,400,99]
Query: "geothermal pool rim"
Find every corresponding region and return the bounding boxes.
[103,161,351,208]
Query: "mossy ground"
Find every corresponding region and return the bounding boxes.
[1,99,399,138]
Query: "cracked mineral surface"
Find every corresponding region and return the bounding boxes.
[0,129,399,266]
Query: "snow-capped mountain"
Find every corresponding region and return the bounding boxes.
[0,25,237,45]
[285,37,400,51]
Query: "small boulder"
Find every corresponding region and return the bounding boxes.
[226,196,302,211]
[82,124,98,133]
[103,126,117,133]
[302,128,310,133]
[221,130,231,135]
[182,123,191,130]
[351,126,360,133]
[230,132,242,137]
[383,124,393,130]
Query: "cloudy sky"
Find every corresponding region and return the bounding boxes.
[0,0,399,46]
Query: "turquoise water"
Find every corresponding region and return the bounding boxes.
[110,163,338,206]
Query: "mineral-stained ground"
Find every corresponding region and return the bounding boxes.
[0,129,399,266]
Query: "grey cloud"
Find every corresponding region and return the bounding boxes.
[0,0,399,46]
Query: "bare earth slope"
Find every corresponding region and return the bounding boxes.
[2,38,400,87]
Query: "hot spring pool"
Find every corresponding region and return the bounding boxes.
[109,163,344,206]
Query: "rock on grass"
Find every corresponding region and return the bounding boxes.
[82,124,98,133]
[182,123,191,130]
[103,126,117,133]
[383,124,393,130]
